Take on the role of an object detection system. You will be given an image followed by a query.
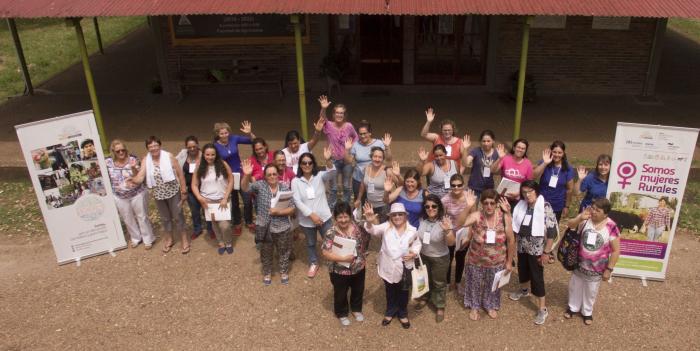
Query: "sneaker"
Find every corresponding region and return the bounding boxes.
[352,312,365,322]
[190,230,202,240]
[339,317,351,326]
[247,223,256,231]
[509,289,530,301]
[307,263,319,278]
[534,308,549,325]
[233,225,242,236]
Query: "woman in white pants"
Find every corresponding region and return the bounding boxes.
[106,139,155,249]
[564,198,620,325]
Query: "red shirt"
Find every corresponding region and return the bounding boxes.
[249,151,275,181]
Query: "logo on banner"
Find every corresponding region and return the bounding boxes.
[617,162,637,189]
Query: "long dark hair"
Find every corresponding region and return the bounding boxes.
[197,143,228,181]
[547,140,569,172]
[296,152,320,177]
[421,193,445,220]
[510,138,529,158]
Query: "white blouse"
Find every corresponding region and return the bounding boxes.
[364,221,421,283]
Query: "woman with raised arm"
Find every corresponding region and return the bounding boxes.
[417,144,462,199]
[363,202,421,329]
[291,146,336,278]
[420,107,467,168]
[344,120,392,200]
[129,136,189,254]
[273,150,297,189]
[354,147,389,223]
[213,121,255,235]
[192,144,234,255]
[321,202,372,326]
[241,159,296,286]
[575,154,611,212]
[319,95,358,207]
[413,194,455,323]
[490,138,533,208]
[564,198,620,325]
[384,165,423,229]
[441,174,472,292]
[533,141,575,221]
[458,189,515,321]
[281,116,325,174]
[464,130,499,199]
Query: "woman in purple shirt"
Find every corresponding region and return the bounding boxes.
[213,121,255,235]
[319,95,358,208]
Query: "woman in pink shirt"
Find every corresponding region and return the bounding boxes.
[490,138,533,208]
[319,95,358,208]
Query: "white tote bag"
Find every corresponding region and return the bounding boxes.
[411,255,430,299]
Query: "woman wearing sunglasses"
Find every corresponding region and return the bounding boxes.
[291,147,335,278]
[241,159,296,286]
[413,194,454,323]
[364,202,421,329]
[441,174,472,292]
[457,189,515,321]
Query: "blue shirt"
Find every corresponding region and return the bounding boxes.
[395,189,423,228]
[467,147,499,192]
[537,161,575,212]
[579,172,608,211]
[350,139,385,181]
[214,135,251,173]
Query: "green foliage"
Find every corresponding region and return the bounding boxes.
[668,18,700,43]
[0,180,44,235]
[679,181,700,234]
[0,17,145,98]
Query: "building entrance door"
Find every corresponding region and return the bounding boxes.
[359,16,402,84]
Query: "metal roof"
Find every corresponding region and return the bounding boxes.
[1,0,699,19]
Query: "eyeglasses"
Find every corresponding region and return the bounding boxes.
[521,189,535,195]
[113,149,126,154]
[358,132,369,136]
[424,204,438,210]
[390,213,406,217]
[265,173,279,177]
[482,201,497,207]
[300,161,314,166]
[450,183,464,188]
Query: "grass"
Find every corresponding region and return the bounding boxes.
[0,17,146,99]
[668,18,700,43]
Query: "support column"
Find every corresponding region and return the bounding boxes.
[93,17,104,54]
[513,16,532,141]
[291,14,309,140]
[642,18,667,97]
[72,17,108,149]
[7,18,34,96]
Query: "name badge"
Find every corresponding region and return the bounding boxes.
[486,229,496,244]
[523,214,532,226]
[482,166,491,178]
[445,145,452,157]
[586,232,597,245]
[306,187,315,200]
[444,176,451,189]
[548,175,558,188]
[368,182,375,193]
[188,163,196,174]
[423,232,431,244]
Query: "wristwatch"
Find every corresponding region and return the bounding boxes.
[605,267,614,273]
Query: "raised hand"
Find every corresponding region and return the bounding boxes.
[498,196,511,213]
[382,133,392,147]
[577,165,588,180]
[318,95,331,109]
[314,116,326,132]
[462,134,471,150]
[384,175,394,193]
[496,144,507,158]
[323,145,333,161]
[363,202,376,222]
[465,189,477,209]
[440,216,453,231]
[240,120,252,134]
[425,107,436,122]
[241,159,253,176]
[344,137,353,151]
[418,146,429,162]
[391,161,401,177]
[542,148,552,165]
[580,207,592,221]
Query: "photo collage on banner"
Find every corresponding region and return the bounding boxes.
[16,111,126,264]
[607,122,699,280]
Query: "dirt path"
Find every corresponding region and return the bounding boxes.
[1,227,699,350]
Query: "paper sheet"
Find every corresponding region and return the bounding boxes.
[496,177,521,196]
[271,191,294,209]
[332,236,357,268]
[455,227,469,251]
[205,202,231,221]
[491,269,511,292]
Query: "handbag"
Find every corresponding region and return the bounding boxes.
[410,255,430,299]
[557,220,585,271]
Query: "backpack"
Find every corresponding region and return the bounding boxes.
[557,221,585,271]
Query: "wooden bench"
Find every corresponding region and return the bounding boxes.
[177,56,284,98]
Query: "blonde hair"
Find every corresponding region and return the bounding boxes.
[109,139,127,158]
[213,122,231,138]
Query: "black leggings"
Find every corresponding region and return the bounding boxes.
[446,245,467,284]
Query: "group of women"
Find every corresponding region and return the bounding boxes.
[105,96,620,328]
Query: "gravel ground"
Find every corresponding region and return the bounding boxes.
[1,225,699,350]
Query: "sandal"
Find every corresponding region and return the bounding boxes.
[487,309,498,319]
[564,308,575,319]
[181,246,190,255]
[469,309,480,321]
[583,315,593,325]
[436,309,445,323]
[162,242,173,253]
[415,300,428,310]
